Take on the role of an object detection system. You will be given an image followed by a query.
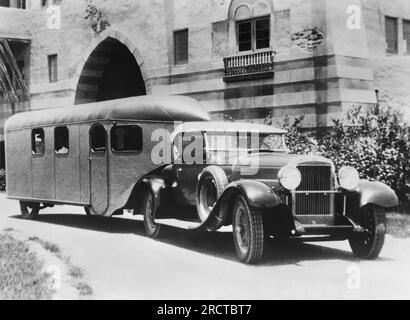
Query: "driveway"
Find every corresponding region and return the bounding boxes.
[1,192,409,300]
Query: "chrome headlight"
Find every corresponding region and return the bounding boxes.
[338,166,360,191]
[279,167,301,191]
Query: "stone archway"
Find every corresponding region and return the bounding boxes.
[74,31,150,105]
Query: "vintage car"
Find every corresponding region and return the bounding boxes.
[146,121,398,264]
[5,95,399,264]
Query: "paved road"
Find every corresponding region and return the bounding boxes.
[1,192,409,300]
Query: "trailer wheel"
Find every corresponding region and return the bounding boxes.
[20,202,40,220]
[232,195,264,264]
[196,166,228,223]
[349,204,386,259]
[142,189,161,239]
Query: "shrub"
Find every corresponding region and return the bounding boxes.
[280,114,318,155]
[319,105,410,206]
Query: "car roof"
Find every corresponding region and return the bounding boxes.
[172,122,287,136]
[6,95,211,131]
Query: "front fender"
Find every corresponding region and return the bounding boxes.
[356,180,398,208]
[225,180,282,209]
[201,180,283,232]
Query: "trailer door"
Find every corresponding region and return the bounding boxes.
[89,124,109,214]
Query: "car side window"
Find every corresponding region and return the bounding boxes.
[32,128,45,155]
[90,124,107,153]
[173,131,204,164]
[110,125,143,152]
[54,126,69,155]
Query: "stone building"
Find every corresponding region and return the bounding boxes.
[1,0,410,169]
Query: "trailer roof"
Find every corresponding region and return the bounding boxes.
[6,95,211,130]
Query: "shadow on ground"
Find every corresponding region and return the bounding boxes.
[10,212,376,266]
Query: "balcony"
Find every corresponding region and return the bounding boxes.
[223,50,275,82]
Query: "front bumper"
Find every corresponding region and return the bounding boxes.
[291,214,367,241]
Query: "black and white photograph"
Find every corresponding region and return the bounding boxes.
[1,0,410,304]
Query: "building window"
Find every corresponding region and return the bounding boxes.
[403,19,410,54]
[110,126,143,152]
[237,20,252,52]
[90,124,106,153]
[174,29,189,65]
[48,54,58,82]
[237,16,270,52]
[41,0,61,7]
[385,16,398,54]
[0,0,26,9]
[32,128,45,155]
[54,126,69,154]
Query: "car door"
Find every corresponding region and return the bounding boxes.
[172,131,206,205]
[89,123,109,214]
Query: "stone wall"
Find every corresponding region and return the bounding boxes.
[0,0,389,130]
[363,0,410,122]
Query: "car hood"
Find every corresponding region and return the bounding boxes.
[232,153,335,177]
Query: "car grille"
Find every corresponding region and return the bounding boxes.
[295,165,332,216]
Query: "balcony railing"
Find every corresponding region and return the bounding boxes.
[223,50,275,82]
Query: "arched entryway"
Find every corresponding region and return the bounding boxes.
[74,37,147,105]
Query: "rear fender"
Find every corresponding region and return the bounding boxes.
[130,177,165,215]
[142,177,165,208]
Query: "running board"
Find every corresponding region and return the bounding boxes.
[291,235,349,242]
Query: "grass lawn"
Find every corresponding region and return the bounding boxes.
[0,233,53,300]
[387,213,410,239]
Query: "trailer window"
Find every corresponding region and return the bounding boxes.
[111,126,143,152]
[90,124,107,153]
[32,128,45,155]
[55,126,69,154]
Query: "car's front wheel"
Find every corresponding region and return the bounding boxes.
[142,189,161,239]
[349,204,386,259]
[232,195,264,264]
[20,201,40,220]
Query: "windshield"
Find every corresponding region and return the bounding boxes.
[205,132,287,153]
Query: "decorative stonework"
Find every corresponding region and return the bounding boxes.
[291,27,324,53]
[84,0,110,36]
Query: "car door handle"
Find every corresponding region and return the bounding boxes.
[176,168,182,178]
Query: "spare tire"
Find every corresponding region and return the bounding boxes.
[196,166,229,223]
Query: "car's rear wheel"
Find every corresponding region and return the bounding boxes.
[142,189,161,239]
[196,166,228,223]
[20,201,40,220]
[232,195,264,264]
[349,204,386,259]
